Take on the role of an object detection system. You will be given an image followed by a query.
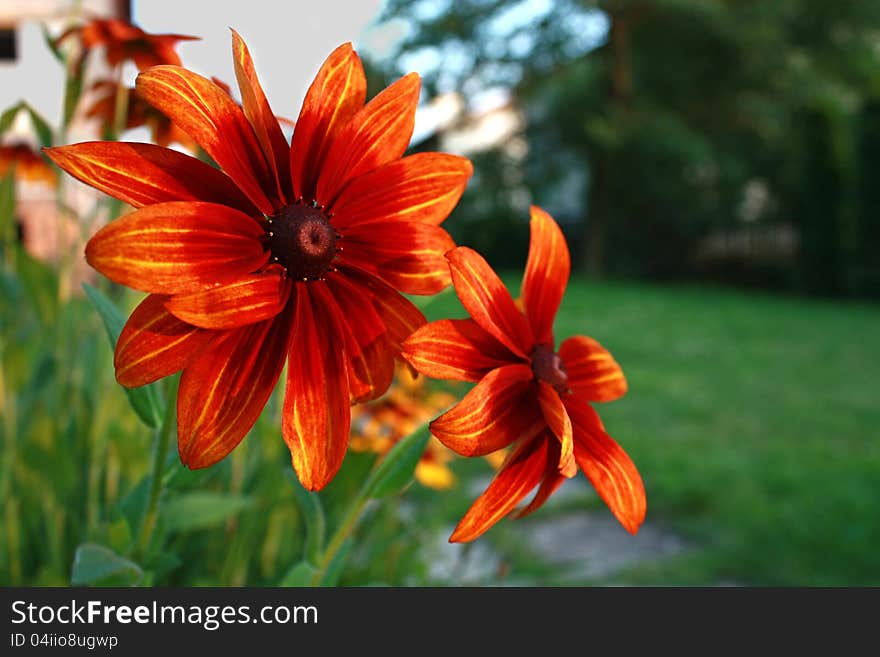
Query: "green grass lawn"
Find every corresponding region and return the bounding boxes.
[422,276,880,586]
[2,256,878,586]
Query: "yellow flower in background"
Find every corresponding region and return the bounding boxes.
[351,365,461,490]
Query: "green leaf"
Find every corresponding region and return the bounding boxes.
[82,282,163,428]
[161,493,252,533]
[318,538,354,587]
[286,472,326,564]
[0,170,15,252]
[71,543,143,586]
[0,102,22,137]
[23,103,54,148]
[41,24,65,63]
[62,56,86,128]
[364,424,431,499]
[279,561,318,587]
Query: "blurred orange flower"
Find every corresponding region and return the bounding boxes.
[47,31,471,491]
[54,17,198,71]
[403,206,645,542]
[84,81,197,150]
[351,365,459,490]
[0,143,57,186]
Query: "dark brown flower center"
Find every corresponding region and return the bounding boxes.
[531,344,569,394]
[267,202,338,281]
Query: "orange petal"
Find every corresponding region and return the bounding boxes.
[85,202,268,295]
[330,152,472,230]
[535,381,575,476]
[231,30,292,204]
[521,206,570,347]
[559,335,627,402]
[44,142,259,216]
[316,73,420,205]
[514,439,568,518]
[336,264,426,353]
[338,220,455,295]
[449,437,551,543]
[290,42,365,201]
[114,294,213,387]
[282,283,351,491]
[446,246,534,359]
[136,65,277,213]
[402,318,516,382]
[177,311,292,469]
[430,364,544,457]
[325,272,394,403]
[565,398,646,534]
[164,271,290,329]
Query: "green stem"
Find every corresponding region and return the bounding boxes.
[134,379,176,559]
[309,480,373,586]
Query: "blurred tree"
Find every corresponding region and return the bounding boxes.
[375,0,880,295]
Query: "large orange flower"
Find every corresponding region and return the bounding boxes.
[46,31,471,491]
[54,17,198,71]
[402,206,645,542]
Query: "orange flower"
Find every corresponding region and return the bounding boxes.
[84,80,197,151]
[402,206,645,542]
[54,17,198,71]
[0,143,57,186]
[351,364,459,490]
[46,31,471,491]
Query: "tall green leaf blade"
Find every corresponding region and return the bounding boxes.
[286,472,326,564]
[0,102,22,137]
[71,543,143,585]
[161,493,252,533]
[82,282,163,428]
[279,561,319,587]
[24,103,54,149]
[364,425,431,499]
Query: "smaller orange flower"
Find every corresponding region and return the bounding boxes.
[351,365,459,489]
[0,143,57,186]
[403,206,645,542]
[54,17,198,71]
[84,81,197,150]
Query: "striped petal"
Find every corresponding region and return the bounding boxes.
[513,437,568,518]
[290,42,366,201]
[44,142,259,216]
[282,283,351,491]
[330,152,472,230]
[536,381,575,476]
[177,310,292,469]
[565,398,646,535]
[559,335,627,402]
[85,202,268,295]
[402,318,516,382]
[316,73,420,205]
[430,364,543,457]
[338,220,454,295]
[164,271,290,329]
[521,206,570,347]
[446,247,534,359]
[449,437,551,543]
[136,65,277,213]
[231,30,292,204]
[336,264,426,353]
[114,294,213,387]
[326,272,394,402]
